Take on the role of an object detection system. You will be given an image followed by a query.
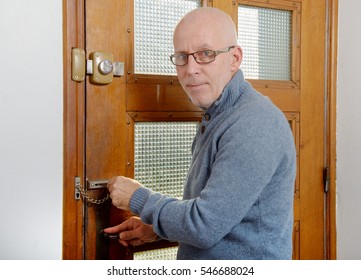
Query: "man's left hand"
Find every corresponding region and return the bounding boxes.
[107,176,142,210]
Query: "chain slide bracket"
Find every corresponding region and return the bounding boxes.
[74,177,109,205]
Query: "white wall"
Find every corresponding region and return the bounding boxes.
[0,1,63,259]
[336,0,361,260]
[0,0,359,260]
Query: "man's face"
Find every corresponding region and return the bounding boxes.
[173,22,236,109]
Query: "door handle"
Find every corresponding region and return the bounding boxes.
[71,48,124,85]
[98,59,113,75]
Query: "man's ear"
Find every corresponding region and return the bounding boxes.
[231,46,243,72]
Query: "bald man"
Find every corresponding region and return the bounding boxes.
[104,7,296,260]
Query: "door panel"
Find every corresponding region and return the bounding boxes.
[63,0,331,259]
[214,0,326,259]
[120,0,203,259]
[299,0,328,259]
[84,0,128,259]
[85,0,203,260]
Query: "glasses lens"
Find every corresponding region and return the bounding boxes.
[171,49,222,65]
[194,50,216,63]
[171,53,187,66]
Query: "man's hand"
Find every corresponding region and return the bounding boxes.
[103,216,158,247]
[107,176,141,210]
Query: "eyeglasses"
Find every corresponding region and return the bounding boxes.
[170,46,235,66]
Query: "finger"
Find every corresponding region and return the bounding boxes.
[106,177,116,190]
[118,239,130,247]
[103,221,131,233]
[107,176,123,191]
[128,239,145,246]
[102,225,122,233]
[119,228,142,241]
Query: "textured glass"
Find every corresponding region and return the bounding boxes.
[133,122,197,260]
[134,0,201,75]
[134,122,198,199]
[134,246,178,260]
[238,5,292,80]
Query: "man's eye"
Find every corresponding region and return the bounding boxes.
[176,53,187,60]
[201,50,214,57]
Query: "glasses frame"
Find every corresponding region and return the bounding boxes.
[170,46,235,66]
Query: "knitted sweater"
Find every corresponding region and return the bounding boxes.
[130,70,296,260]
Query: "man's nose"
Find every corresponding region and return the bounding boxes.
[185,54,199,75]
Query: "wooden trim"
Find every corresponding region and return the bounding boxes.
[126,0,134,80]
[291,2,301,87]
[238,0,301,9]
[62,0,85,260]
[203,0,211,7]
[131,240,179,253]
[285,112,300,199]
[127,74,181,85]
[250,80,299,90]
[127,111,203,122]
[125,113,135,179]
[326,0,338,260]
[299,0,327,259]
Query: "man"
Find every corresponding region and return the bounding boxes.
[104,7,296,260]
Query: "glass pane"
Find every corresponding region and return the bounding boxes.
[238,5,292,80]
[134,0,201,75]
[134,122,198,199]
[134,122,197,260]
[134,246,178,260]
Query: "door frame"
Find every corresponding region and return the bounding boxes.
[63,0,86,259]
[62,0,338,260]
[326,0,338,260]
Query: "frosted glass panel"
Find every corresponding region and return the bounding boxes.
[134,246,178,260]
[134,122,198,199]
[134,0,201,75]
[133,122,197,260]
[238,5,292,80]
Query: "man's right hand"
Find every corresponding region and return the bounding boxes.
[103,216,158,247]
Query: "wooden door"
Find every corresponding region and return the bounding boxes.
[213,0,323,260]
[63,0,336,259]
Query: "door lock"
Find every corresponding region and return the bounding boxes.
[86,179,109,190]
[71,48,124,85]
[98,59,113,75]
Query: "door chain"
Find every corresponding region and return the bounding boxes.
[75,180,109,205]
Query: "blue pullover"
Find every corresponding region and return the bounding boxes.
[130,70,296,259]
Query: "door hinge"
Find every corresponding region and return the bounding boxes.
[323,167,330,193]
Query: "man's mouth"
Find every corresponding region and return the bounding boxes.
[187,83,205,89]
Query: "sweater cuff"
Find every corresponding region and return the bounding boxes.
[129,187,152,215]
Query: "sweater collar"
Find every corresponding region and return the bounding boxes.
[205,69,252,117]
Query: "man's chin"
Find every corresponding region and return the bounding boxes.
[189,98,210,109]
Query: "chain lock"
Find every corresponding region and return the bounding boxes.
[75,178,109,205]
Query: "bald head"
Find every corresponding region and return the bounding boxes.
[171,7,242,109]
[174,7,238,48]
